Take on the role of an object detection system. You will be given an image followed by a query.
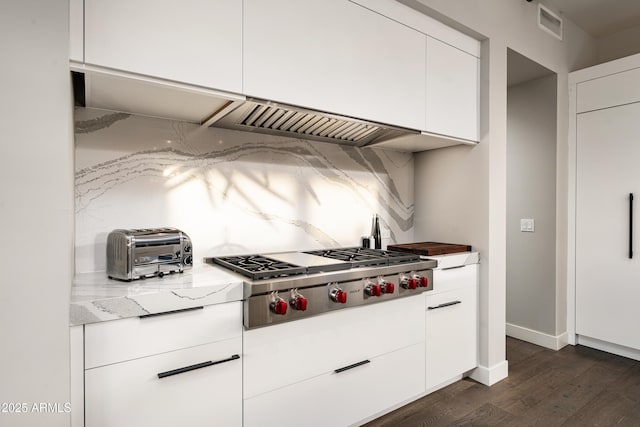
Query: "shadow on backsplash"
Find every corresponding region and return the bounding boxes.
[74,107,415,273]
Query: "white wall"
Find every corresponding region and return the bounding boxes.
[406,0,597,381]
[507,74,557,336]
[595,24,640,64]
[0,1,73,426]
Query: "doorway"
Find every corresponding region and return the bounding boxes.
[506,48,559,348]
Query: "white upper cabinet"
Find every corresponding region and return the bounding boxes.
[426,36,479,142]
[577,67,640,113]
[84,0,242,93]
[243,0,427,130]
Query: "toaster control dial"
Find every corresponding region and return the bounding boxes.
[183,255,193,265]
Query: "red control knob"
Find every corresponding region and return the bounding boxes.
[330,288,347,303]
[402,278,417,290]
[293,295,308,311]
[382,282,395,294]
[271,298,288,315]
[365,283,381,297]
[419,276,429,288]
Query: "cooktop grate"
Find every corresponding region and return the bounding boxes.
[208,255,306,281]
[304,247,421,267]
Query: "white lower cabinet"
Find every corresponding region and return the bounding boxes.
[82,302,243,427]
[425,264,478,391]
[243,295,426,426]
[85,337,242,427]
[244,342,425,427]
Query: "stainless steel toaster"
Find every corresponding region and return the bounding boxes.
[106,228,193,281]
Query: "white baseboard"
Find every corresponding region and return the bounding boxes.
[468,360,508,386]
[578,335,640,362]
[506,323,568,350]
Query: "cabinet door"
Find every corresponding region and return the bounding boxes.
[577,67,640,113]
[576,103,640,350]
[426,36,479,142]
[243,0,426,130]
[84,0,242,93]
[425,285,477,390]
[85,337,242,427]
[244,342,425,427]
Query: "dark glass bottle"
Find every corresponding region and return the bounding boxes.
[374,214,382,249]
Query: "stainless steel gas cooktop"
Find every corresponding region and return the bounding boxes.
[205,247,437,329]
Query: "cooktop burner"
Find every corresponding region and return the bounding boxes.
[304,247,421,267]
[210,255,306,281]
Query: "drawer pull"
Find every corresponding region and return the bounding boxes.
[428,300,462,310]
[334,359,370,374]
[441,265,465,271]
[157,354,240,379]
[140,306,204,319]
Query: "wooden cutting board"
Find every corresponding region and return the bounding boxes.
[387,242,471,256]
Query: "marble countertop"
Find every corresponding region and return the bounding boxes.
[70,264,244,326]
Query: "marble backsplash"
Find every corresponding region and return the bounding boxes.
[74,108,415,274]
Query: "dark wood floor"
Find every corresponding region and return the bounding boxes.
[365,337,640,427]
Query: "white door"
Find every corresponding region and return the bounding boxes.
[576,101,640,350]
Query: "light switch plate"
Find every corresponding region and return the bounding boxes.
[520,218,535,232]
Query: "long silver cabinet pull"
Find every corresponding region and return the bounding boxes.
[157,354,240,379]
[140,306,203,319]
[334,359,371,374]
[427,300,462,310]
[630,193,634,259]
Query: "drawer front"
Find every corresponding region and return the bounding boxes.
[431,264,477,294]
[85,337,242,427]
[244,342,425,427]
[85,302,241,368]
[425,286,477,390]
[243,295,425,398]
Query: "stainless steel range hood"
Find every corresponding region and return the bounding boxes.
[209,98,420,147]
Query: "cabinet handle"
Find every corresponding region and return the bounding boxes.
[441,265,465,271]
[157,354,240,379]
[334,359,370,374]
[428,300,462,310]
[140,306,203,319]
[630,193,634,259]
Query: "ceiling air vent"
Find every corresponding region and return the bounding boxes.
[538,3,563,40]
